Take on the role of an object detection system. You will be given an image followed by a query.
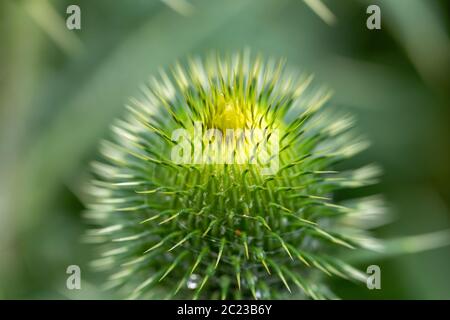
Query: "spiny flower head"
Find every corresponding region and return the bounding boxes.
[84,51,384,299]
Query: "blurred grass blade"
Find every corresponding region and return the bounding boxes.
[346,230,450,264]
[303,0,337,26]
[22,0,84,56]
[161,0,194,16]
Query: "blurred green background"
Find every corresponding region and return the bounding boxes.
[0,0,449,299]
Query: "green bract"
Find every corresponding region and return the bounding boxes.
[85,52,384,299]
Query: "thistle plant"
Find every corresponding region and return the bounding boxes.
[85,52,386,299]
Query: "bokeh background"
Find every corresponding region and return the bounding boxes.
[0,0,449,299]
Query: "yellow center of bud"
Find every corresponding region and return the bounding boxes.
[213,97,246,130]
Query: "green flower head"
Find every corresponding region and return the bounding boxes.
[85,51,384,299]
